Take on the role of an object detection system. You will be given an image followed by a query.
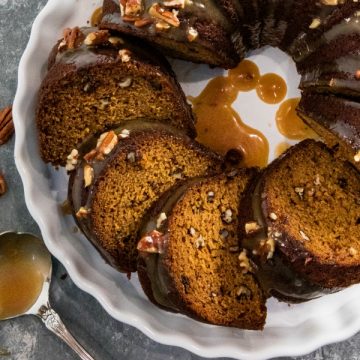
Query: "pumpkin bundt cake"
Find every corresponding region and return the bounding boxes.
[137,169,267,329]
[36,27,195,166]
[239,140,360,302]
[68,121,223,273]
[298,91,360,170]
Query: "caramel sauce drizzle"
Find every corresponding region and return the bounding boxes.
[228,59,260,92]
[91,7,103,27]
[256,73,287,104]
[190,60,269,168]
[276,98,318,140]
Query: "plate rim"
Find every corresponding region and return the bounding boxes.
[12,1,360,359]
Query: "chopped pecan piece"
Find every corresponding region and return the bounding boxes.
[118,49,131,62]
[62,27,85,50]
[149,3,180,27]
[137,230,166,253]
[83,149,97,162]
[96,131,118,159]
[134,18,153,27]
[245,221,261,235]
[83,164,94,187]
[155,21,171,31]
[84,30,110,46]
[0,106,14,145]
[187,26,198,42]
[76,207,90,218]
[120,0,143,16]
[65,149,79,171]
[122,15,139,22]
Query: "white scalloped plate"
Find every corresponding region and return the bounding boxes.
[13,1,360,359]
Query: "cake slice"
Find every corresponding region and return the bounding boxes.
[137,169,267,329]
[36,27,195,166]
[295,4,360,96]
[100,0,243,68]
[298,91,360,170]
[279,0,318,51]
[291,1,360,63]
[68,121,223,273]
[239,140,360,302]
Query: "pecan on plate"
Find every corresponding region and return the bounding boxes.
[0,173,6,196]
[0,106,14,145]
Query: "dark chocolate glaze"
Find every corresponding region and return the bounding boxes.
[137,180,197,311]
[290,2,360,62]
[68,121,179,271]
[68,120,223,273]
[298,91,360,162]
[137,169,267,329]
[236,140,360,302]
[100,0,241,68]
[240,173,339,303]
[36,26,197,166]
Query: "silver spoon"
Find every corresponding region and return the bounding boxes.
[0,231,95,360]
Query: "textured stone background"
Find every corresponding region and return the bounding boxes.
[0,1,360,359]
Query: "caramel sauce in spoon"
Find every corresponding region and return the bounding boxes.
[0,234,48,320]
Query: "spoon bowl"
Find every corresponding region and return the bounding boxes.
[0,231,94,360]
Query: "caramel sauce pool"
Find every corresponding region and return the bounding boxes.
[91,7,103,27]
[256,73,287,104]
[228,60,260,91]
[275,142,292,157]
[0,235,48,320]
[190,61,269,168]
[276,98,318,140]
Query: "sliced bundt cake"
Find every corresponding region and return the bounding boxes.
[36,27,195,166]
[260,0,288,47]
[279,0,340,52]
[291,1,360,63]
[296,3,360,96]
[298,91,360,170]
[137,169,267,329]
[100,0,244,68]
[239,140,360,302]
[68,121,223,273]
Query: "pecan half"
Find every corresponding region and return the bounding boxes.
[120,0,143,16]
[0,106,14,145]
[62,27,85,49]
[0,173,6,196]
[149,3,180,27]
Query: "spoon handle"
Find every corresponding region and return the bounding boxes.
[37,303,95,360]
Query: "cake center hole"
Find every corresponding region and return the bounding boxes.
[181,47,315,167]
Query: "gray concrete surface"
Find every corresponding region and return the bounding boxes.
[0,1,359,359]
